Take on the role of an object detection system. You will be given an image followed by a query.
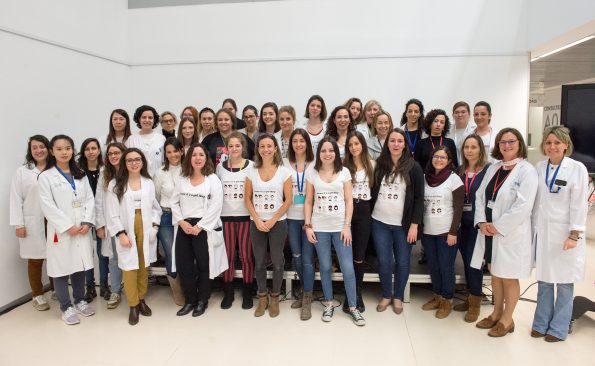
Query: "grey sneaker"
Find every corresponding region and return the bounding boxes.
[32,295,50,311]
[61,306,80,325]
[74,300,95,317]
[51,291,58,301]
[322,304,334,322]
[107,293,121,309]
[349,308,366,326]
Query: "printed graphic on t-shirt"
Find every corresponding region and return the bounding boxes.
[378,181,401,200]
[424,195,444,217]
[181,192,208,207]
[254,190,278,212]
[223,180,245,201]
[315,191,343,213]
[352,179,370,200]
[215,146,229,166]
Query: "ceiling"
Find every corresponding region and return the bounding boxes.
[530,36,595,94]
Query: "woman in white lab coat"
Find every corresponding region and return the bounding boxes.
[106,148,161,325]
[126,105,166,177]
[10,135,52,311]
[531,126,589,342]
[472,128,537,337]
[38,135,96,325]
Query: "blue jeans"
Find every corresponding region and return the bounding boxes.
[287,219,315,292]
[85,236,109,285]
[313,231,357,308]
[372,219,411,301]
[532,281,574,340]
[457,222,484,296]
[157,211,175,276]
[422,234,457,299]
[109,238,123,293]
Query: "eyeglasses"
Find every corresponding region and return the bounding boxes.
[432,155,448,161]
[498,140,518,146]
[125,157,142,165]
[162,119,175,124]
[107,151,122,157]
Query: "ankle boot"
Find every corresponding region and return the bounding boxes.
[465,294,481,323]
[99,282,110,299]
[167,275,185,306]
[291,285,302,309]
[300,292,313,320]
[84,284,97,303]
[436,298,452,319]
[128,306,139,325]
[422,294,441,311]
[254,292,268,317]
[220,282,234,309]
[453,294,469,312]
[241,283,254,310]
[269,292,280,318]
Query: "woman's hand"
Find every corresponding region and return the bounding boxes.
[306,228,317,244]
[15,227,27,238]
[407,224,418,244]
[563,238,578,251]
[485,223,499,236]
[341,226,352,246]
[179,221,193,235]
[78,224,90,235]
[96,227,106,239]
[254,218,270,233]
[191,225,202,236]
[479,223,494,236]
[67,226,79,236]
[264,218,278,231]
[119,233,132,248]
[447,234,457,246]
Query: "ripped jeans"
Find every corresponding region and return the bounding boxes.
[287,219,315,292]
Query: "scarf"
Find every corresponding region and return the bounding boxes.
[425,168,452,187]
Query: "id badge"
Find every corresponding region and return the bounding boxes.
[487,200,495,209]
[72,199,83,208]
[294,195,305,204]
[463,203,472,212]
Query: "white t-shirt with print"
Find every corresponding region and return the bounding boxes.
[247,165,291,221]
[423,173,463,235]
[371,174,407,226]
[216,160,253,217]
[352,169,372,201]
[307,167,351,232]
[283,158,312,220]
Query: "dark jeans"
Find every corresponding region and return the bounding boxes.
[372,219,411,301]
[85,236,109,285]
[250,220,287,294]
[352,200,371,289]
[458,222,484,296]
[422,234,457,299]
[54,271,86,312]
[175,218,211,304]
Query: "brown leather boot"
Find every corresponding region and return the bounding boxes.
[464,294,481,323]
[128,306,139,325]
[422,294,441,311]
[254,292,268,317]
[436,298,452,319]
[138,299,152,316]
[167,275,185,306]
[453,294,469,312]
[269,292,280,318]
[300,292,313,320]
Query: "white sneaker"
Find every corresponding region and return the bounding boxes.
[322,304,334,322]
[32,295,50,311]
[349,308,366,326]
[62,306,80,325]
[107,293,121,309]
[74,300,95,317]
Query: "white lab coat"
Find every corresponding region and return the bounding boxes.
[9,165,46,259]
[38,167,96,277]
[105,177,162,271]
[126,133,166,177]
[532,158,589,283]
[94,169,115,258]
[471,160,538,279]
[171,173,227,278]
[447,120,477,163]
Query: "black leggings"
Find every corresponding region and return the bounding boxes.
[351,199,372,290]
[175,218,211,304]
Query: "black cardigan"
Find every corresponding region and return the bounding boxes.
[370,161,425,237]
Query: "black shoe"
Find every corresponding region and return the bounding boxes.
[192,301,208,317]
[128,306,139,325]
[242,283,254,310]
[138,299,152,316]
[342,296,350,314]
[357,292,366,313]
[220,283,234,310]
[84,284,97,303]
[417,254,427,265]
[99,283,110,299]
[177,303,194,316]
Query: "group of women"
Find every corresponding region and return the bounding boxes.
[9,97,589,339]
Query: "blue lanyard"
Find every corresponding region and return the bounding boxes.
[295,163,306,194]
[55,166,77,194]
[405,127,418,154]
[545,159,562,193]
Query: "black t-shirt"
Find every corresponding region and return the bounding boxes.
[483,167,511,263]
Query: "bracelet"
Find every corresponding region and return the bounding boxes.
[115,230,127,238]
[344,223,351,227]
[568,236,578,241]
[302,223,312,230]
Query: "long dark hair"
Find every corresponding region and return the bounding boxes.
[374,128,414,186]
[106,109,132,145]
[287,128,314,163]
[25,134,50,169]
[343,131,374,189]
[77,138,104,171]
[177,117,199,147]
[114,148,151,202]
[45,135,85,179]
[181,143,215,177]
[258,102,280,133]
[400,98,425,127]
[163,137,185,171]
[325,106,355,140]
[102,142,126,190]
[314,136,342,174]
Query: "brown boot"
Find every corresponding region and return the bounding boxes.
[422,294,441,311]
[167,275,185,306]
[300,292,313,321]
[435,298,452,319]
[453,294,469,312]
[254,292,268,317]
[269,292,280,318]
[464,294,481,323]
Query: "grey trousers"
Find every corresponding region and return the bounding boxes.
[250,220,287,293]
[54,271,86,312]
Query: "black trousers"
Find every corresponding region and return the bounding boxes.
[175,218,211,304]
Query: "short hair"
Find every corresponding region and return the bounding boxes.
[226,130,248,159]
[163,137,184,171]
[242,105,258,118]
[287,128,314,163]
[198,107,216,134]
[540,125,574,156]
[254,133,283,168]
[222,98,238,113]
[160,111,178,125]
[474,101,492,115]
[459,134,488,172]
[314,136,343,174]
[304,95,328,121]
[180,106,199,125]
[181,143,215,177]
[258,102,280,133]
[199,107,215,120]
[371,110,394,137]
[215,108,237,131]
[25,134,50,168]
[133,105,159,129]
[363,99,382,122]
[491,128,528,160]
[423,109,451,136]
[399,98,425,126]
[278,105,297,122]
[452,101,470,114]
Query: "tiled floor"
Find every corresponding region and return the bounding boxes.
[1,214,594,366]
